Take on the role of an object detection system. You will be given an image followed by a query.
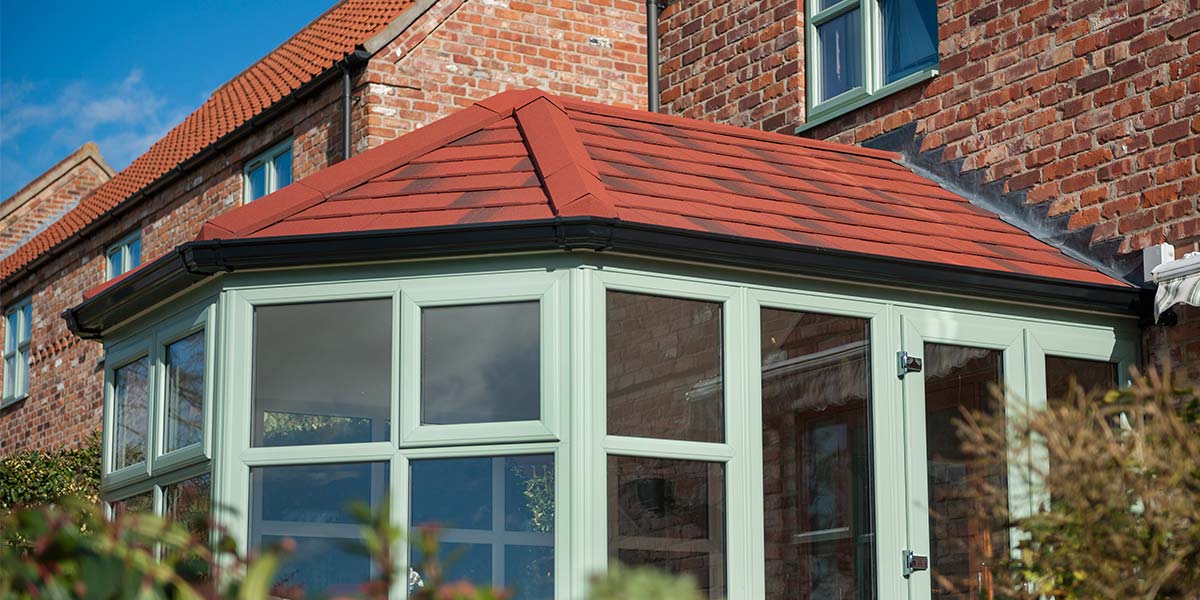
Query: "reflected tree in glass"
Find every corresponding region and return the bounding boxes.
[165,331,205,452]
[113,357,149,470]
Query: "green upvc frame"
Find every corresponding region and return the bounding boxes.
[102,297,215,494]
[108,252,1136,600]
[800,0,940,131]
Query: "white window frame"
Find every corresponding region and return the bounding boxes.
[2,296,33,406]
[106,230,142,280]
[801,0,941,130]
[243,138,293,203]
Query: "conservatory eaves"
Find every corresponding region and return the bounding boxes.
[65,89,1142,338]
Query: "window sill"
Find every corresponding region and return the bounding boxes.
[0,394,27,409]
[797,67,939,134]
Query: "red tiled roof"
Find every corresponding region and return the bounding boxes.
[0,0,414,280]
[192,89,1127,288]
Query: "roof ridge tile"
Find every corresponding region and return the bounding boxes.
[513,96,618,219]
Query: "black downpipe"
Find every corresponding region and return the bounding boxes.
[340,62,353,161]
[647,0,661,112]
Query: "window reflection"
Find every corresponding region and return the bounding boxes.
[410,455,554,599]
[606,292,723,443]
[421,302,541,425]
[608,456,725,599]
[114,357,149,470]
[165,331,205,452]
[761,309,874,599]
[1045,356,1116,408]
[253,300,391,447]
[250,462,388,598]
[924,344,1005,600]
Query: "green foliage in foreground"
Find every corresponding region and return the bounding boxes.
[0,432,101,509]
[1,494,706,599]
[959,367,1200,599]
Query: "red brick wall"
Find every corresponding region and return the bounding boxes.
[0,154,112,257]
[360,0,648,149]
[658,0,802,132]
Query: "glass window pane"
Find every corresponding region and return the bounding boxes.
[817,0,842,10]
[421,302,540,424]
[410,455,554,598]
[251,462,387,599]
[882,0,939,83]
[20,303,32,342]
[608,456,725,599]
[127,236,142,270]
[252,300,391,447]
[113,357,149,470]
[246,163,267,201]
[924,343,1006,599]
[273,150,293,190]
[818,9,862,101]
[110,492,153,518]
[165,331,205,453]
[5,310,16,349]
[606,292,723,443]
[1045,356,1116,407]
[107,247,123,278]
[3,356,13,398]
[165,473,211,537]
[17,349,29,397]
[761,309,874,599]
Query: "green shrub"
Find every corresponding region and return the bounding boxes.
[0,432,102,510]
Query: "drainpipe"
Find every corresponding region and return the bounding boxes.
[647,0,661,112]
[340,62,353,161]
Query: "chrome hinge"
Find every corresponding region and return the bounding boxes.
[902,549,929,577]
[897,351,923,378]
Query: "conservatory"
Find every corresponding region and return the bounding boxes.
[68,90,1142,600]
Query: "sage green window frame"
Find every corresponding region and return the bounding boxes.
[102,300,215,494]
[192,256,1136,600]
[2,295,32,406]
[243,138,293,204]
[801,0,940,131]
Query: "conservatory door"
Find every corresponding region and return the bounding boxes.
[897,309,1026,600]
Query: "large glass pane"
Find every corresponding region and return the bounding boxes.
[761,309,874,599]
[109,492,153,518]
[113,357,149,470]
[606,292,723,443]
[608,456,725,599]
[1045,356,1116,407]
[818,9,862,101]
[924,344,1005,599]
[410,455,554,599]
[273,150,293,189]
[250,462,387,598]
[128,236,142,270]
[165,473,212,537]
[252,300,391,447]
[20,302,31,342]
[882,0,939,83]
[421,302,540,424]
[246,163,267,201]
[165,331,205,452]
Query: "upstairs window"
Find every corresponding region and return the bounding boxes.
[244,139,293,203]
[3,296,32,405]
[106,232,142,280]
[805,0,939,127]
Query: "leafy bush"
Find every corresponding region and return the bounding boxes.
[588,564,704,600]
[958,367,1200,598]
[0,432,101,509]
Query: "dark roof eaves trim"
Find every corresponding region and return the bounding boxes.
[4,50,373,290]
[64,218,1147,338]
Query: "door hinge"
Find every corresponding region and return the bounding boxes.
[897,350,923,379]
[902,549,929,577]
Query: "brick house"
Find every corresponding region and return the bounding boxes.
[0,0,649,451]
[1,0,1197,599]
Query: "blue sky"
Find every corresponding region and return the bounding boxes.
[0,0,336,199]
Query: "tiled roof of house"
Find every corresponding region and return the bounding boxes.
[188,88,1125,288]
[0,0,414,280]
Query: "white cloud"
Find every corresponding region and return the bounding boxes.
[0,69,186,198]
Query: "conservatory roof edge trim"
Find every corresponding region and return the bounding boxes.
[63,217,1148,339]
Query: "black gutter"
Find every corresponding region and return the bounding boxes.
[3,49,372,291]
[63,218,1147,339]
[647,0,662,112]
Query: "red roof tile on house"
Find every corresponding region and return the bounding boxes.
[0,0,414,280]
[185,88,1126,289]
